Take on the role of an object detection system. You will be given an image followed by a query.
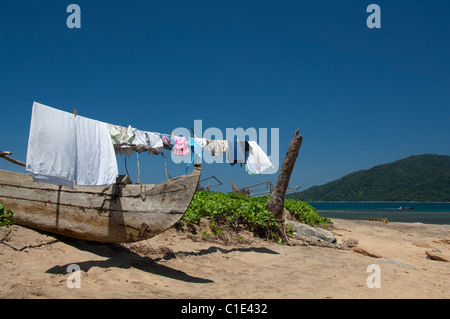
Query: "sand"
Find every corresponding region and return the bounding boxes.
[0,218,449,299]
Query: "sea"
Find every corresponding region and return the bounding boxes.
[310,202,450,225]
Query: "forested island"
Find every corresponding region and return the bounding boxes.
[289,154,450,202]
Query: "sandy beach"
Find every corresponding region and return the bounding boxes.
[0,218,449,299]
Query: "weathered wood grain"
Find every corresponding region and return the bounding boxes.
[266,129,303,221]
[0,164,201,243]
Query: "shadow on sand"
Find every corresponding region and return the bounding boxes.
[45,236,213,284]
[45,236,279,284]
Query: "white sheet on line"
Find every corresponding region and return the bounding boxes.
[26,102,77,188]
[26,102,118,188]
[75,115,118,186]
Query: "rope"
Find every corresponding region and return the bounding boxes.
[0,89,34,103]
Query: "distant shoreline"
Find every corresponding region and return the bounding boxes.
[310,202,450,225]
[307,201,450,204]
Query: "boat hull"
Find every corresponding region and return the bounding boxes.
[0,165,201,243]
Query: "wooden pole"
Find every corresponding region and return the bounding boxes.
[265,129,303,221]
[136,152,140,184]
[164,149,169,181]
[0,151,26,167]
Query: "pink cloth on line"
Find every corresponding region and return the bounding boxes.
[173,136,190,156]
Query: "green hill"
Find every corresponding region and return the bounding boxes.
[289,154,450,202]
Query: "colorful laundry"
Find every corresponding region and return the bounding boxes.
[206,139,229,157]
[26,102,274,186]
[130,129,163,155]
[245,141,273,174]
[162,134,174,150]
[196,137,208,150]
[227,139,246,165]
[185,137,202,173]
[146,132,164,155]
[108,124,134,156]
[173,136,190,156]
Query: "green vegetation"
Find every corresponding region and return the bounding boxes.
[178,191,332,243]
[289,154,450,202]
[0,203,15,228]
[284,198,332,225]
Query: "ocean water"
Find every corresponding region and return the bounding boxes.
[310,202,450,225]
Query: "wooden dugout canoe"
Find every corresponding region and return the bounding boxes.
[0,164,201,243]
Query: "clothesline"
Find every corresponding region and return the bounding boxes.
[0,89,34,103]
[22,100,273,188]
[107,122,274,175]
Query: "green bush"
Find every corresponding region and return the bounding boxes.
[0,203,15,228]
[179,192,332,243]
[284,198,332,226]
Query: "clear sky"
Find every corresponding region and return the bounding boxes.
[1,1,449,192]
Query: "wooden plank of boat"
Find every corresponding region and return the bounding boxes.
[0,164,201,243]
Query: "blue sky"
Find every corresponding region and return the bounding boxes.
[1,0,449,192]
